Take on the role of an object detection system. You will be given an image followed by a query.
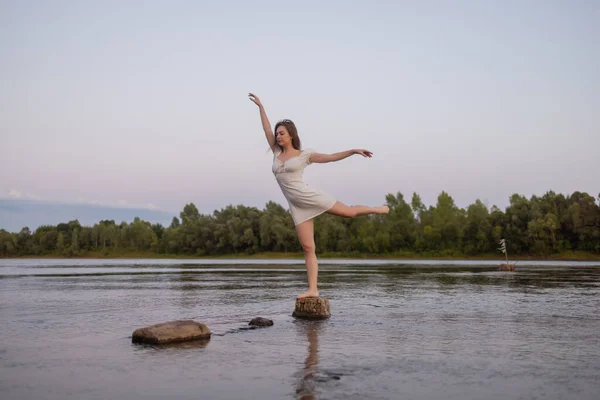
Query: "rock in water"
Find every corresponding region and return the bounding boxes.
[131,320,211,344]
[292,297,331,319]
[500,263,516,271]
[249,317,274,327]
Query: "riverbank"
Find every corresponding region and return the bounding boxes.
[3,250,600,261]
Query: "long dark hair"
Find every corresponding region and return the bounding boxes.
[274,119,301,150]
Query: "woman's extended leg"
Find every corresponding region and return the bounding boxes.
[326,201,389,218]
[295,219,319,299]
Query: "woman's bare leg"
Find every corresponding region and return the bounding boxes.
[295,219,319,299]
[326,201,389,218]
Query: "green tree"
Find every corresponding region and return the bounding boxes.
[385,192,416,250]
[169,217,180,229]
[463,200,492,255]
[0,229,18,256]
[259,201,297,252]
[57,232,65,252]
[71,228,79,253]
[180,203,200,225]
[431,191,464,250]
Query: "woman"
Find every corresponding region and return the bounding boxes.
[249,93,389,299]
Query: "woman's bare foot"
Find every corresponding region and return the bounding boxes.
[297,290,319,299]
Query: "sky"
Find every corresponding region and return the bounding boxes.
[1,0,598,220]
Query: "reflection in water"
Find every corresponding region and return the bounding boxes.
[132,337,211,352]
[294,320,322,400]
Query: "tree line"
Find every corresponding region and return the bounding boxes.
[1,190,599,258]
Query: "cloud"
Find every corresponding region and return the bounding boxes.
[6,189,40,200]
[76,197,100,205]
[8,189,23,198]
[3,191,161,211]
[73,197,162,211]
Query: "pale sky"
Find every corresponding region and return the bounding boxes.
[1,0,598,216]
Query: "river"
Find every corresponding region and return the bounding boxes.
[1,259,599,399]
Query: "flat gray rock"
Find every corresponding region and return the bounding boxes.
[132,320,211,344]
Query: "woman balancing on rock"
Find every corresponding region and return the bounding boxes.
[249,93,389,299]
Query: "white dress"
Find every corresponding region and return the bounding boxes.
[272,146,337,226]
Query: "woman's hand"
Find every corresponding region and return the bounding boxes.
[248,93,263,108]
[353,149,373,158]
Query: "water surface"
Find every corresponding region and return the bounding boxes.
[1,259,599,399]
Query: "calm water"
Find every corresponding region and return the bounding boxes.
[1,259,600,400]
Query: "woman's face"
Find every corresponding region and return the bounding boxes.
[275,125,291,146]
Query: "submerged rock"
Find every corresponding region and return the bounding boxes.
[293,298,331,320]
[132,320,211,345]
[249,317,274,327]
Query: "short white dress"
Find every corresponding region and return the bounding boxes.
[272,146,337,226]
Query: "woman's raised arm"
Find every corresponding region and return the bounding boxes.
[248,93,276,150]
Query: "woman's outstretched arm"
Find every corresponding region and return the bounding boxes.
[309,149,373,164]
[248,93,276,150]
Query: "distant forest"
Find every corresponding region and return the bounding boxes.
[1,190,599,258]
